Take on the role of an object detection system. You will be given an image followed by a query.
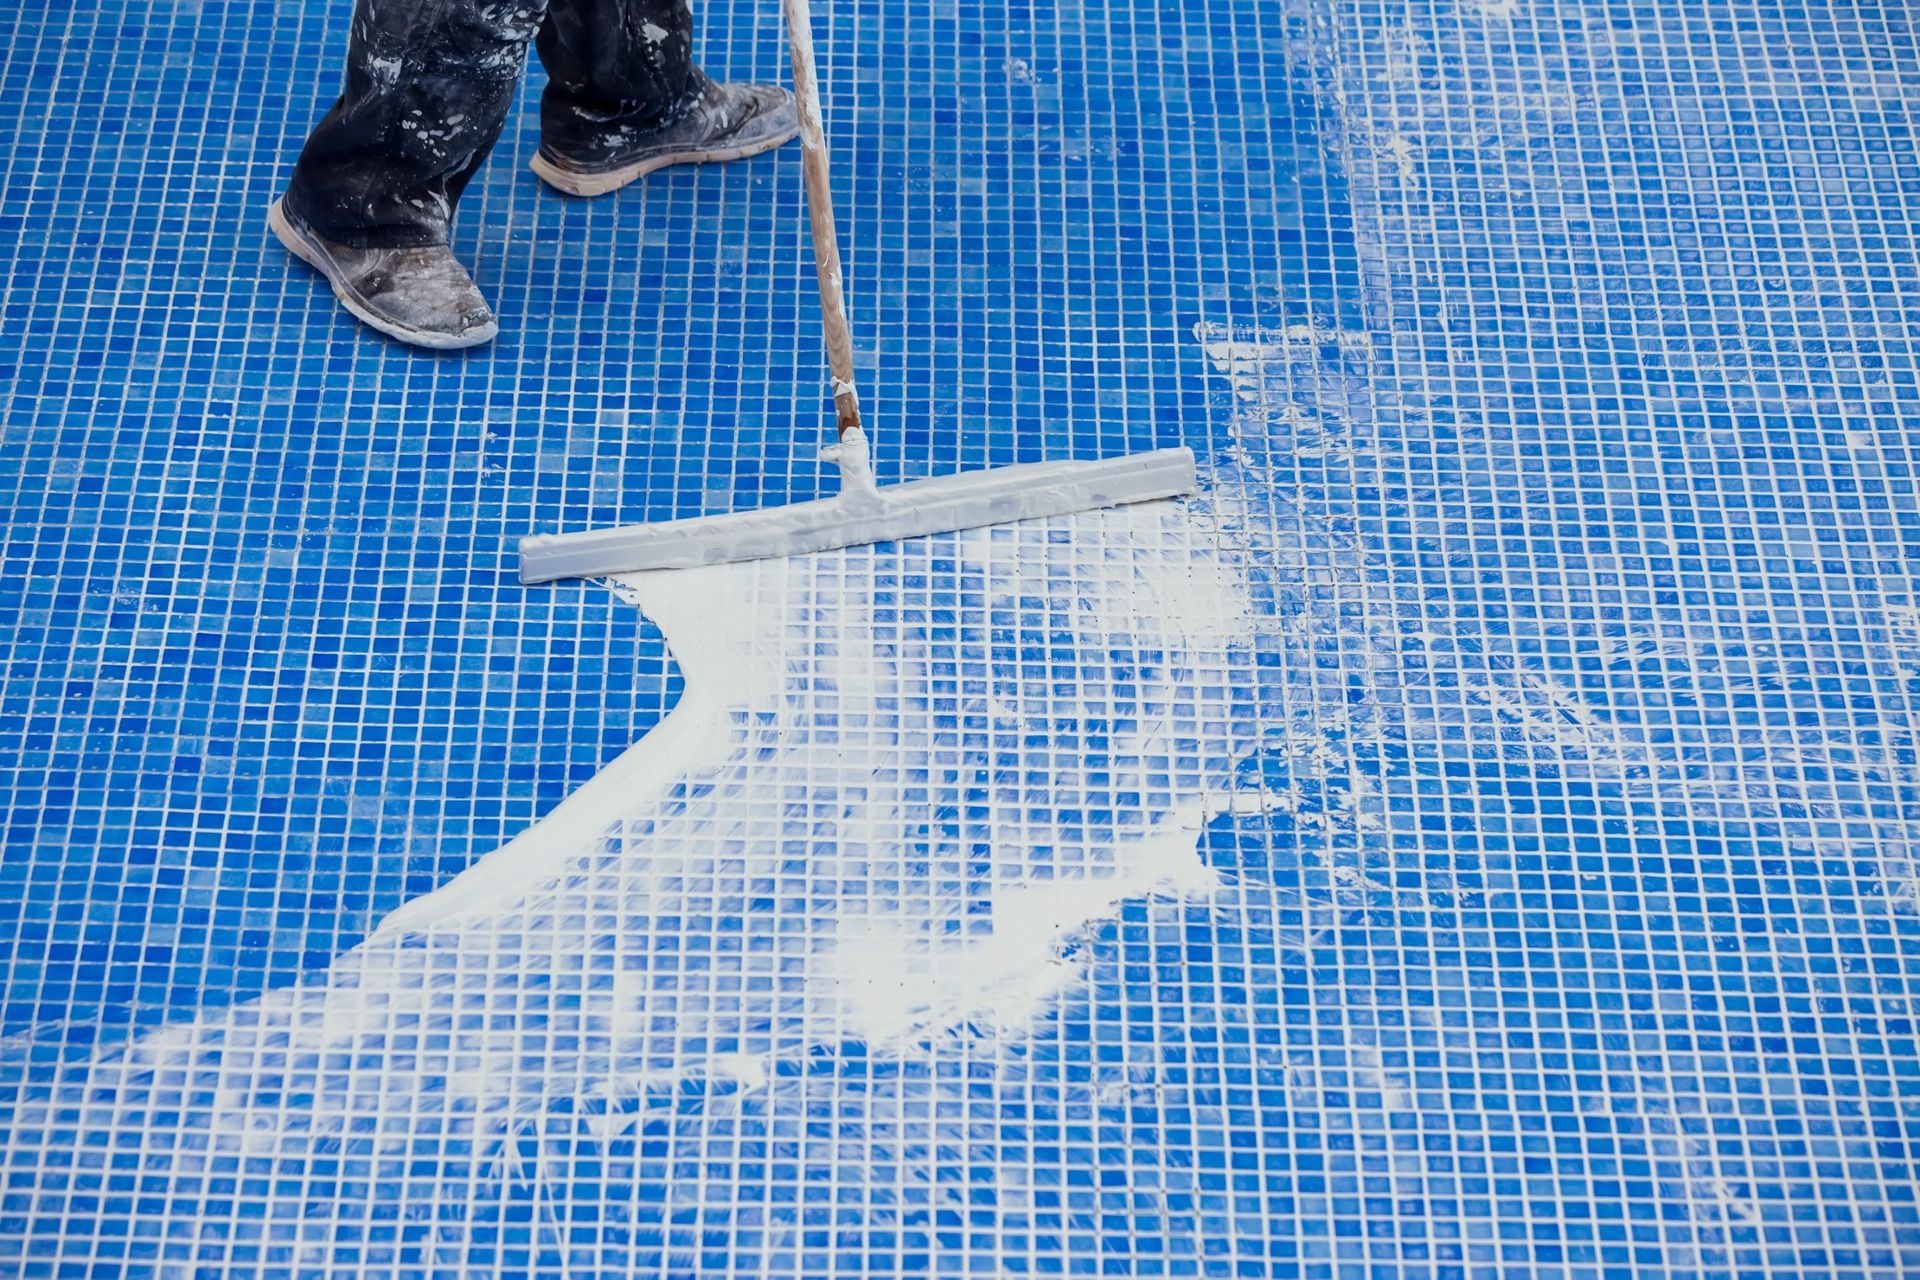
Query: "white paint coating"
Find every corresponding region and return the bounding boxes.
[4,493,1273,1265]
[388,500,1255,1057]
[819,422,879,497]
[819,795,1220,1047]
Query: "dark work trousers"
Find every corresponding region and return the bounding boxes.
[283,0,699,249]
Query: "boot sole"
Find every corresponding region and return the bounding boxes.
[529,122,801,198]
[268,199,499,351]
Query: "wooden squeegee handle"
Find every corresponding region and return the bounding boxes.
[781,0,863,438]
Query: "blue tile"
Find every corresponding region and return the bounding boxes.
[2,0,1919,1275]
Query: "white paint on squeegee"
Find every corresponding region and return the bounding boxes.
[517,447,1197,578]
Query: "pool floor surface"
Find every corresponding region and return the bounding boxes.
[1,0,1918,1276]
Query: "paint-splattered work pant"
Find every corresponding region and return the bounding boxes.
[284,0,698,248]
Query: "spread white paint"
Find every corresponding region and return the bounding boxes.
[3,497,1273,1219]
[9,457,1904,1264]
[12,455,1865,1179]
[390,497,1252,1046]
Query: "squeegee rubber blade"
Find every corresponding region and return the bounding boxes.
[518,447,1199,583]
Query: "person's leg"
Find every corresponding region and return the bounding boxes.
[285,0,547,247]
[272,0,547,348]
[529,0,798,195]
[536,0,699,155]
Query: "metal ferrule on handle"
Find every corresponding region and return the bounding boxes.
[782,0,863,439]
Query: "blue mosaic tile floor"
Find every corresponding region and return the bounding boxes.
[2,0,1918,1274]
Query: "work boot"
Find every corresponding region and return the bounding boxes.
[268,198,499,351]
[531,77,800,198]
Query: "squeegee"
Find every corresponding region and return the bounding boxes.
[517,0,1198,585]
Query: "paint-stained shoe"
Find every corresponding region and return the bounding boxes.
[268,198,499,351]
[531,78,800,198]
